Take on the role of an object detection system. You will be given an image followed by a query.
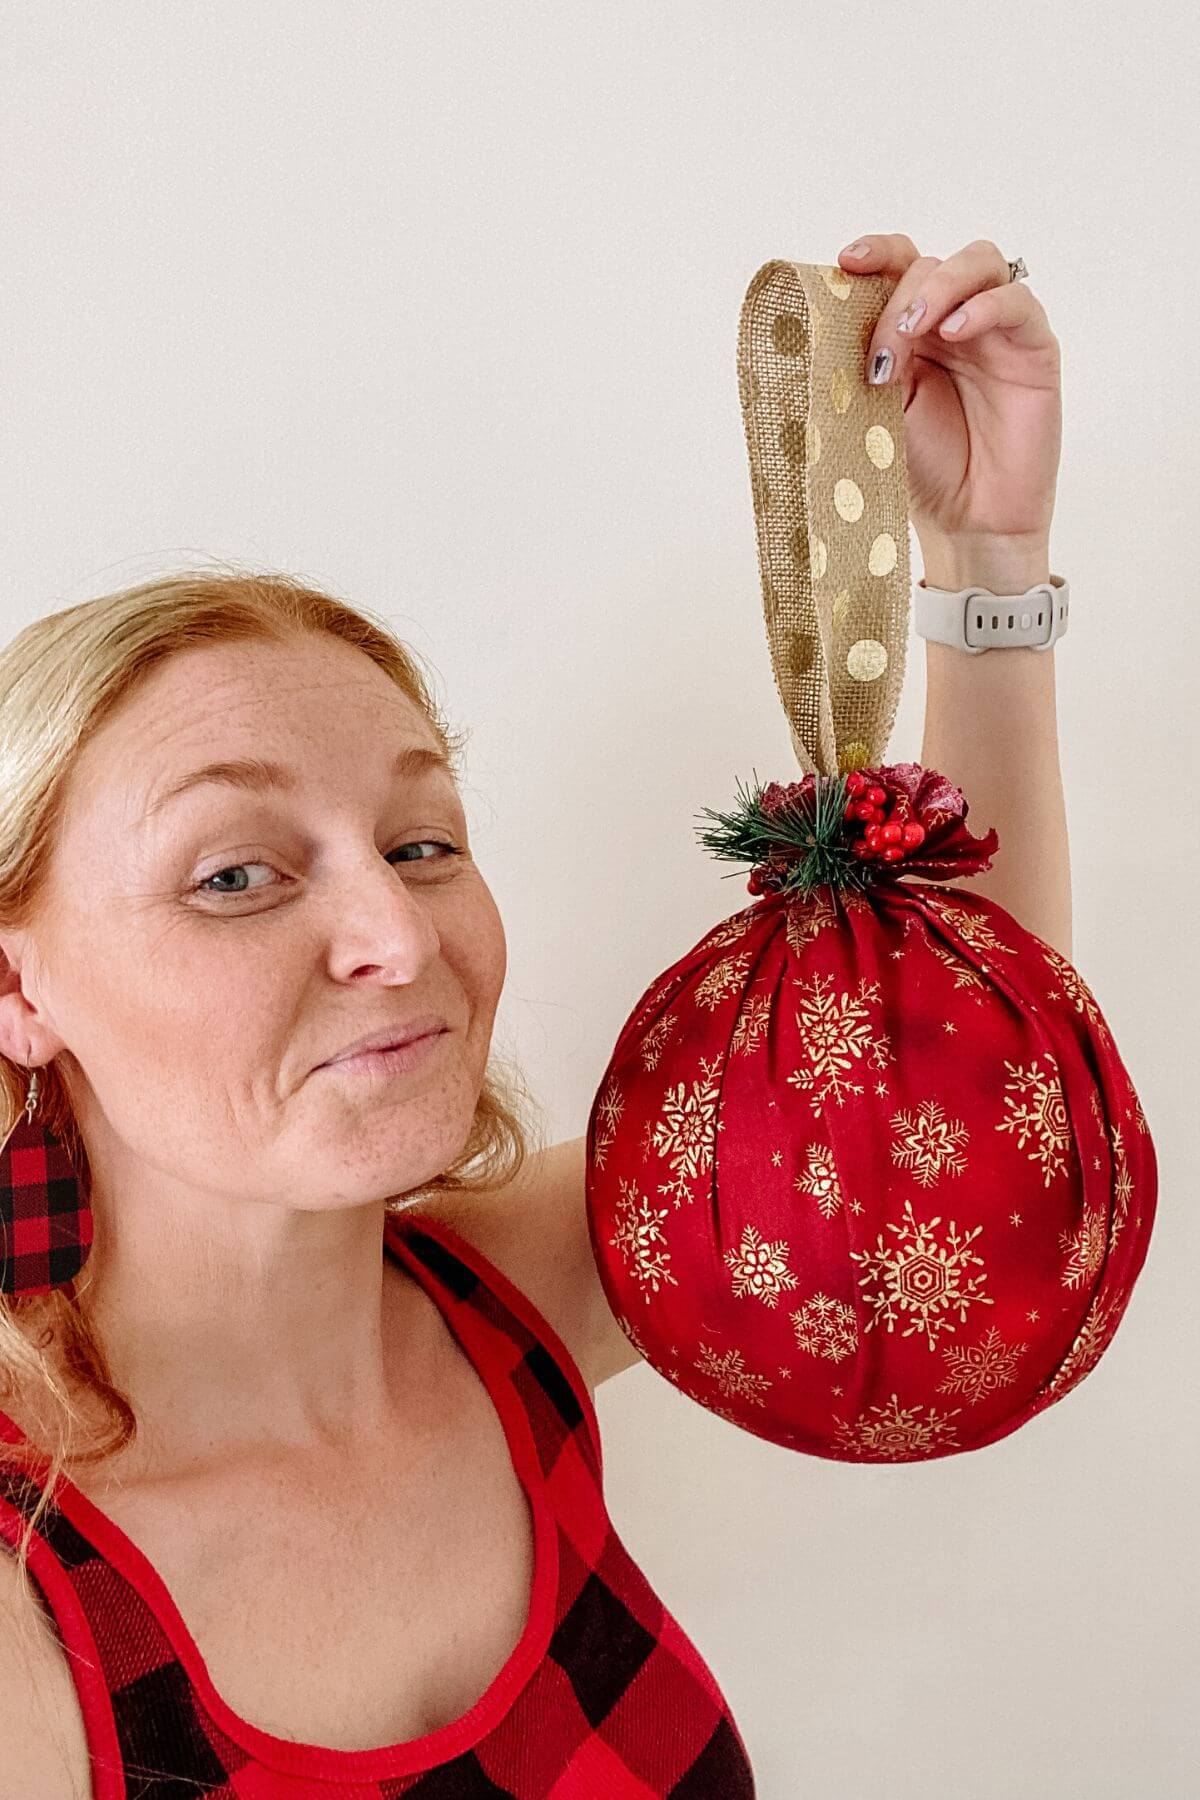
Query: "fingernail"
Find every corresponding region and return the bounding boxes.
[868,345,894,385]
[841,240,870,259]
[941,307,967,334]
[896,298,926,334]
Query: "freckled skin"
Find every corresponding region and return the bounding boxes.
[0,632,508,1463]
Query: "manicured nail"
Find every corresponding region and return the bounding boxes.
[868,345,894,384]
[841,240,870,259]
[896,297,926,334]
[941,307,967,334]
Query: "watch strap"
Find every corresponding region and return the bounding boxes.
[915,574,1069,653]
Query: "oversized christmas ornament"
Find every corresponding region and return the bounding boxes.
[584,261,1158,1461]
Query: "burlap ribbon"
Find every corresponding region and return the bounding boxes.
[736,260,911,777]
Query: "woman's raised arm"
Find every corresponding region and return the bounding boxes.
[919,536,1070,960]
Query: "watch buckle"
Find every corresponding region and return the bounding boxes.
[962,583,1057,650]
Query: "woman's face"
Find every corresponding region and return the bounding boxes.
[15,630,507,1215]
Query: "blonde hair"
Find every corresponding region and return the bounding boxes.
[0,563,542,1619]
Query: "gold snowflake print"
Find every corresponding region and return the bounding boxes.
[1059,1202,1108,1290]
[616,1314,650,1361]
[786,971,893,1114]
[794,1142,844,1220]
[592,1073,624,1170]
[841,889,875,921]
[784,886,840,954]
[723,1223,800,1309]
[926,935,987,994]
[611,1173,676,1303]
[995,1058,1072,1186]
[730,992,772,1056]
[1041,945,1112,1045]
[850,1195,994,1350]
[890,1099,970,1188]
[790,1292,859,1364]
[1110,1123,1134,1252]
[650,1052,723,1207]
[694,1342,774,1408]
[938,1325,1028,1404]
[609,1176,678,1300]
[694,950,754,1013]
[639,1012,679,1071]
[702,912,754,953]
[631,979,677,1032]
[920,896,1019,958]
[1130,1092,1150,1136]
[832,1392,962,1460]
[674,1379,742,1427]
[1042,1290,1126,1404]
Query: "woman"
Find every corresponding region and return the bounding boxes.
[0,232,1066,1798]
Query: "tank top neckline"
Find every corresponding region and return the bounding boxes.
[0,1209,567,1784]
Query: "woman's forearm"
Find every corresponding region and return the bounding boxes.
[917,533,1072,961]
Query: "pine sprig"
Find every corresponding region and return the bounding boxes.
[694,769,875,897]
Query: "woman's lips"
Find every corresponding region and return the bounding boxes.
[320,1028,449,1076]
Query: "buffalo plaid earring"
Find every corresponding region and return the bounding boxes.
[0,1066,92,1297]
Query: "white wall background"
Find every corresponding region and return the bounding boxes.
[4,4,1197,1795]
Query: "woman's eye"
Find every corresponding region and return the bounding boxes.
[193,841,463,897]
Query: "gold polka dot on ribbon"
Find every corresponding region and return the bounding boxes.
[847,638,889,682]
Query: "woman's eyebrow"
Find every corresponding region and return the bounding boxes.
[139,743,455,826]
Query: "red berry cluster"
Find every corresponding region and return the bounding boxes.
[844,770,927,863]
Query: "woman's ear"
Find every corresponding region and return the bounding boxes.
[0,931,55,1067]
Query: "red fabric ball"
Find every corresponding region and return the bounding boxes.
[584,870,1158,1462]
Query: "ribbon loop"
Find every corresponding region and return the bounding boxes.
[736,260,912,775]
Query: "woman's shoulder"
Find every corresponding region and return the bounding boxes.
[398,1134,642,1395]
[0,1547,92,1800]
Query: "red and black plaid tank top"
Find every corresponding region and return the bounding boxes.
[0,1210,756,1798]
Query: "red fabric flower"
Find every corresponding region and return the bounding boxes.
[855,759,999,881]
[585,842,1157,1462]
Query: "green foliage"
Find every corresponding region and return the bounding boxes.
[694,770,877,897]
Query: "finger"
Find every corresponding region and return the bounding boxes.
[837,235,943,386]
[837,234,922,281]
[841,236,1049,383]
[867,254,945,386]
[886,237,1022,344]
[925,278,1057,353]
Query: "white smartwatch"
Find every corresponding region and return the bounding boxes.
[915,574,1069,654]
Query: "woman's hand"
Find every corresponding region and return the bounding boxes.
[837,233,1061,582]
